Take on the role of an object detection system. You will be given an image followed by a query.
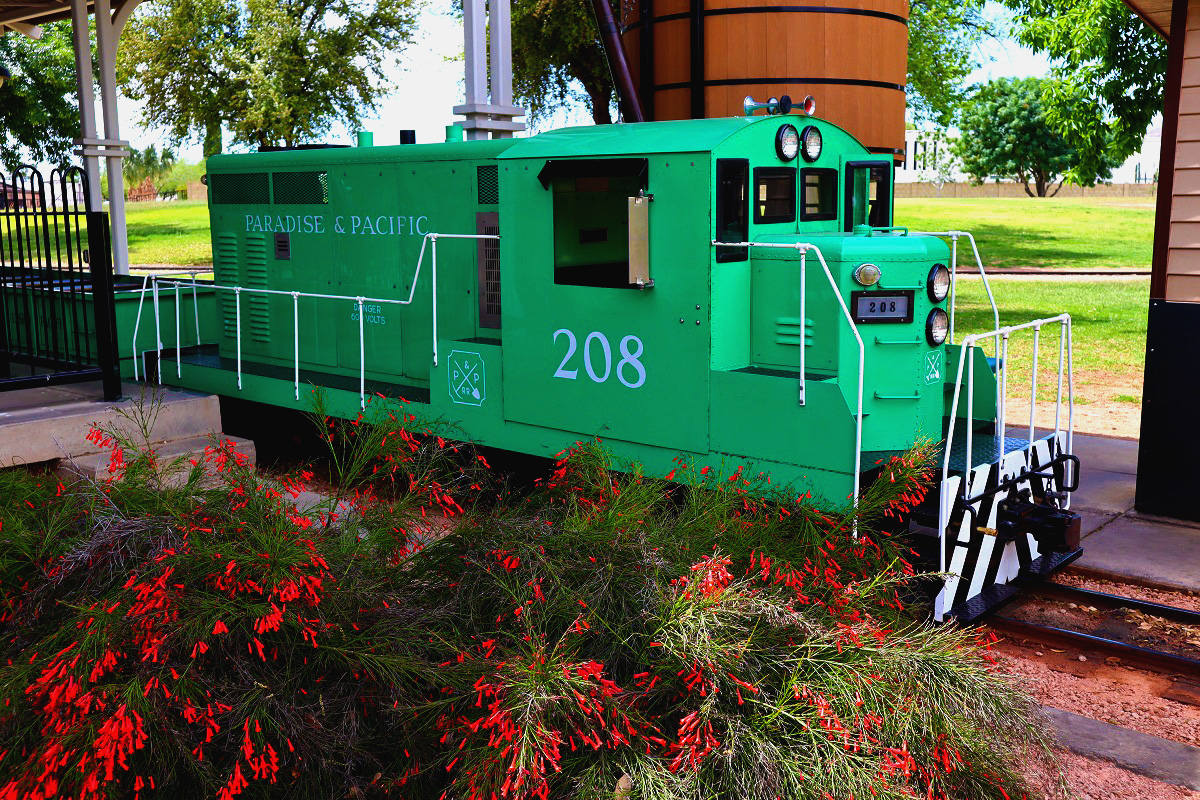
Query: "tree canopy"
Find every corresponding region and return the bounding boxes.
[1001,0,1166,186]
[906,0,995,126]
[953,77,1094,197]
[124,144,177,191]
[511,0,615,125]
[118,0,420,155]
[0,24,82,171]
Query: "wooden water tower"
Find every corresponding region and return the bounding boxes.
[617,0,908,160]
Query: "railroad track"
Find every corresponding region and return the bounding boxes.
[985,582,1200,677]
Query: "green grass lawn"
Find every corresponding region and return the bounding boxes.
[953,277,1148,386]
[126,196,1155,272]
[123,200,213,267]
[895,196,1155,270]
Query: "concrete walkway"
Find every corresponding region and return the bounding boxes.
[1058,431,1200,591]
[0,380,253,476]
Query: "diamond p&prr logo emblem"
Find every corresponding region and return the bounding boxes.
[448,350,486,406]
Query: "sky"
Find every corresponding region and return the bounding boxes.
[118,1,1055,163]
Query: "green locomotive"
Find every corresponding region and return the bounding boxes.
[145,106,1081,620]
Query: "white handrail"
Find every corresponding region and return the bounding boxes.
[141,232,500,407]
[909,231,1000,348]
[939,313,1074,586]
[129,269,204,380]
[711,239,862,523]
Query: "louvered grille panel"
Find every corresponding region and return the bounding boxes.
[477,212,501,328]
[272,171,329,205]
[477,165,498,205]
[482,225,500,315]
[209,173,269,205]
[215,233,240,336]
[244,235,271,343]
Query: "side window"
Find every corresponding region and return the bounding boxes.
[551,173,643,288]
[753,167,796,224]
[844,162,892,232]
[800,168,838,222]
[715,159,749,263]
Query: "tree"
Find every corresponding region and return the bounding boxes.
[1000,0,1165,186]
[511,0,615,125]
[0,24,83,170]
[123,144,176,196]
[117,0,420,155]
[953,77,1085,197]
[914,129,958,195]
[906,0,995,126]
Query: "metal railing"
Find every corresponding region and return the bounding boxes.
[138,232,499,409]
[130,270,205,381]
[711,239,864,522]
[909,230,1000,347]
[939,313,1075,575]
[0,165,120,400]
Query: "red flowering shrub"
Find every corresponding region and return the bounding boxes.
[0,408,1059,799]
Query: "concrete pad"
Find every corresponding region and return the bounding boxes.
[1073,468,1137,515]
[58,435,256,484]
[1070,434,1139,477]
[1080,511,1118,539]
[1075,515,1200,591]
[0,383,222,467]
[1044,707,1200,790]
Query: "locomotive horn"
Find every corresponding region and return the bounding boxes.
[743,96,782,116]
[803,95,817,116]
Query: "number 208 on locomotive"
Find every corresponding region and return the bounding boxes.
[185,97,1082,620]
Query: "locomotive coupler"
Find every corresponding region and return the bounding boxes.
[995,489,1082,552]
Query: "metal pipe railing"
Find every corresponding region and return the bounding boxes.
[139,232,499,408]
[910,230,1000,348]
[130,269,203,380]
[711,239,862,522]
[938,313,1074,608]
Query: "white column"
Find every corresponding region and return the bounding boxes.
[463,0,488,141]
[93,0,129,274]
[69,0,102,211]
[489,0,512,107]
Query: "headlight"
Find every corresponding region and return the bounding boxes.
[800,125,822,162]
[776,124,799,161]
[928,263,950,302]
[853,263,881,286]
[926,308,949,346]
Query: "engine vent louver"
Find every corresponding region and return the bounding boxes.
[209,172,270,205]
[477,165,499,205]
[215,233,240,336]
[481,222,500,320]
[244,235,271,343]
[272,171,329,205]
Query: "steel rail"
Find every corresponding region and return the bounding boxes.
[987,615,1200,677]
[1036,583,1200,627]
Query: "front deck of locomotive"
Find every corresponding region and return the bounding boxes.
[694,112,1084,622]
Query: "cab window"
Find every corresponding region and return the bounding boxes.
[539,158,648,288]
[844,162,891,231]
[753,167,796,224]
[715,159,749,263]
[800,168,837,222]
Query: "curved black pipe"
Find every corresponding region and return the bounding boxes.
[591,0,646,122]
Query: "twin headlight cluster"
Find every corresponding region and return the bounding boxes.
[853,262,952,346]
[926,264,951,346]
[775,123,822,162]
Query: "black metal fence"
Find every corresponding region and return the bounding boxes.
[0,166,120,400]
